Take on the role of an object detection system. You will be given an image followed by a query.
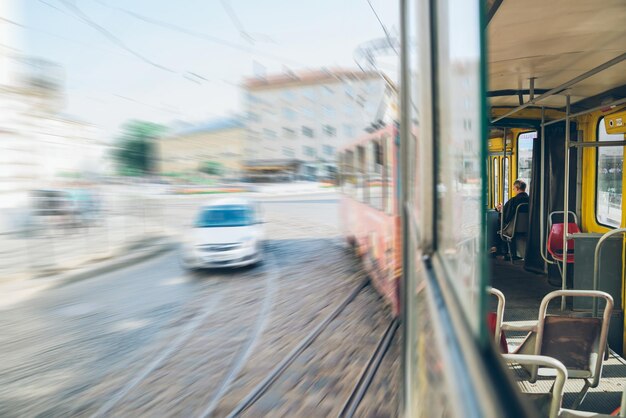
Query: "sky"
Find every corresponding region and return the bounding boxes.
[9,0,398,139]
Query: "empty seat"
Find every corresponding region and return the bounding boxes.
[547,222,580,264]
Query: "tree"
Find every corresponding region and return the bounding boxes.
[112,120,166,176]
[199,160,223,176]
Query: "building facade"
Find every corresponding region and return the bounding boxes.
[158,118,245,178]
[242,69,389,180]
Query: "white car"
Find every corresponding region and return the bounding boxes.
[181,198,265,269]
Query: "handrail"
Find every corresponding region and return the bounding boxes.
[503,354,567,418]
[592,228,626,317]
[487,287,506,346]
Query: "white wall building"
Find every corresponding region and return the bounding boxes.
[242,69,389,179]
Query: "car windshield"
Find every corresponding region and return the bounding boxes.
[195,205,255,228]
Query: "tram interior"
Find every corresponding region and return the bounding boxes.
[485,0,626,415]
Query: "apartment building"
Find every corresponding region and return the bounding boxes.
[242,68,389,179]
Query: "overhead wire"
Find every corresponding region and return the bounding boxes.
[54,0,178,74]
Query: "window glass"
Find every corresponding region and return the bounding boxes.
[356,145,367,203]
[596,117,623,228]
[323,145,334,156]
[517,131,535,192]
[323,105,335,119]
[303,146,316,157]
[323,125,336,137]
[369,141,383,211]
[384,134,394,214]
[344,150,355,196]
[492,158,499,208]
[435,0,483,334]
[283,107,296,120]
[503,157,509,203]
[263,128,276,139]
[302,126,314,138]
[282,147,294,158]
[282,127,295,139]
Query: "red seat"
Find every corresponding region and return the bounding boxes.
[547,222,580,263]
[487,312,509,353]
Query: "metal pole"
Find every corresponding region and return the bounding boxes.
[500,128,507,235]
[398,0,411,415]
[539,107,554,266]
[543,96,626,127]
[561,95,571,311]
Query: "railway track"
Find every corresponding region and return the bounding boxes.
[220,278,398,418]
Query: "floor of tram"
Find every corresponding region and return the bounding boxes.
[490,258,626,414]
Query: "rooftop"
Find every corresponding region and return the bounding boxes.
[243,68,381,91]
[172,117,244,137]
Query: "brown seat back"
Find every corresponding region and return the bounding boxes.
[540,316,601,371]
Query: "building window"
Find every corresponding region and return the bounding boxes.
[246,93,260,104]
[302,126,314,138]
[344,83,353,97]
[282,127,295,139]
[247,112,260,123]
[596,117,623,228]
[323,105,335,118]
[282,147,294,158]
[263,128,276,139]
[323,145,334,156]
[517,131,535,192]
[302,107,314,118]
[323,125,336,137]
[345,103,354,116]
[343,124,354,138]
[283,107,296,121]
[323,86,334,97]
[303,87,316,100]
[303,146,316,157]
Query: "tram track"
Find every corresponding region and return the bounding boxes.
[222,277,370,418]
[218,277,397,418]
[85,253,275,417]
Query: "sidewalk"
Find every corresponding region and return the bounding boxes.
[0,235,176,310]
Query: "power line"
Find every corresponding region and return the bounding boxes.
[54,0,177,74]
[364,0,397,55]
[91,0,302,67]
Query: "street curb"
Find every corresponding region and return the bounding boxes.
[41,237,179,289]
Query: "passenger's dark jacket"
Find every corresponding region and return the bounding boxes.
[502,192,529,226]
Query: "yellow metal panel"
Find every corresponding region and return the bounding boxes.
[604,109,626,135]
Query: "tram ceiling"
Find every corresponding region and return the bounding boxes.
[487,0,626,111]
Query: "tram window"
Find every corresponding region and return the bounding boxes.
[356,146,367,203]
[493,158,500,206]
[369,141,384,211]
[384,135,394,214]
[344,150,355,196]
[517,131,535,192]
[596,117,623,228]
[503,157,509,203]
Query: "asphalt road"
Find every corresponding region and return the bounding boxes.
[0,193,399,418]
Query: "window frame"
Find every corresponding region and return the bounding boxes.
[595,116,624,229]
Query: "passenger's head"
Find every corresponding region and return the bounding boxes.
[513,179,527,194]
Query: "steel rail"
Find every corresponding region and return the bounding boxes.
[223,277,370,418]
[561,95,571,311]
[543,97,626,127]
[337,318,399,418]
[491,53,626,124]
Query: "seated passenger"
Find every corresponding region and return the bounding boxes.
[490,179,529,256]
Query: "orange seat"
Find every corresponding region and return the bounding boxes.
[547,222,580,263]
